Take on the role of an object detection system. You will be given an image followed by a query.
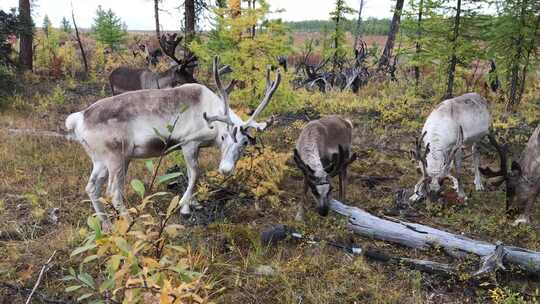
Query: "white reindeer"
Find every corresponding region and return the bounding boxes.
[66,56,281,229]
[410,93,491,202]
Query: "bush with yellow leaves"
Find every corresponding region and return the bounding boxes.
[198,146,289,208]
[64,185,213,303]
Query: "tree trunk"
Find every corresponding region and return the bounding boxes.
[444,0,462,99]
[517,14,540,105]
[71,8,88,76]
[154,0,161,39]
[507,0,528,111]
[333,8,341,73]
[378,0,405,70]
[18,0,33,71]
[353,0,365,51]
[249,0,256,38]
[414,0,424,86]
[185,0,196,44]
[330,199,540,275]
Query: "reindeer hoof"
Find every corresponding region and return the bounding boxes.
[180,204,191,216]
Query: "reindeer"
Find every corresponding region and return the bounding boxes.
[410,93,492,202]
[293,115,357,221]
[480,124,540,226]
[109,33,198,95]
[66,56,281,230]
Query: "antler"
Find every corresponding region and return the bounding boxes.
[203,56,236,127]
[411,131,430,178]
[159,33,198,69]
[324,145,356,177]
[159,33,183,65]
[294,149,315,178]
[242,66,281,131]
[479,133,508,179]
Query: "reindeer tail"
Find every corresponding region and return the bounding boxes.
[65,112,83,141]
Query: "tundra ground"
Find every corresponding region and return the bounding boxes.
[0,74,539,303]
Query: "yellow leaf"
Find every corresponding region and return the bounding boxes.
[143,257,160,268]
[166,196,180,218]
[164,224,184,238]
[160,280,172,304]
[115,218,128,234]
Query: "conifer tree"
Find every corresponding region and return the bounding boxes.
[60,16,72,33]
[91,6,127,51]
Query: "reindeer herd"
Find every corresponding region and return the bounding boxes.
[65,34,539,231]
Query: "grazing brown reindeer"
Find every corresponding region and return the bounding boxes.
[293,116,357,221]
[66,56,280,230]
[109,33,198,95]
[480,124,540,226]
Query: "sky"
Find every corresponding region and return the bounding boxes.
[0,0,395,30]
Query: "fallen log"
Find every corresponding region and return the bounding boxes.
[330,199,540,275]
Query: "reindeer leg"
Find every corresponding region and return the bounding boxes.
[472,143,484,191]
[107,157,132,223]
[339,168,347,201]
[295,178,308,222]
[180,142,200,215]
[451,147,466,199]
[513,197,535,226]
[86,160,111,230]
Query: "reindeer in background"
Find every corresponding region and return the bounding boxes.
[293,115,357,221]
[109,33,198,95]
[410,93,492,202]
[66,56,281,229]
[481,124,540,225]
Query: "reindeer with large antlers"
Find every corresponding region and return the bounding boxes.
[66,56,281,230]
[480,124,540,225]
[293,116,357,221]
[109,33,198,95]
[410,93,492,202]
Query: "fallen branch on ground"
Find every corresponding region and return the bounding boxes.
[330,199,540,275]
[25,250,57,304]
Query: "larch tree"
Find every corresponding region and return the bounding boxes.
[185,0,196,45]
[190,0,290,109]
[154,0,161,39]
[328,0,355,73]
[18,0,33,71]
[489,0,540,110]
[444,0,462,98]
[353,0,365,51]
[378,0,405,70]
[60,16,72,33]
[229,0,241,18]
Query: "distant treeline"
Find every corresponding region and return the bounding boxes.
[285,18,391,36]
